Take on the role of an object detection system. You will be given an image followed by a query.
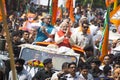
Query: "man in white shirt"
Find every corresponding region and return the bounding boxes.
[9,58,32,80]
[79,64,94,80]
[65,62,80,80]
[71,18,94,49]
[51,62,69,80]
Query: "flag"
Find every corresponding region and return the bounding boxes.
[113,0,118,9]
[66,0,75,22]
[51,0,58,25]
[99,7,110,61]
[57,6,63,19]
[110,5,120,27]
[0,0,6,22]
[69,0,75,22]
[105,0,115,7]
[66,0,71,11]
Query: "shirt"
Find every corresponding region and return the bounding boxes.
[9,69,32,80]
[35,24,55,42]
[65,73,80,80]
[32,68,55,80]
[71,31,93,48]
[30,22,55,42]
[79,73,94,80]
[55,29,73,48]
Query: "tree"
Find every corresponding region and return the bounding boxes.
[75,0,105,9]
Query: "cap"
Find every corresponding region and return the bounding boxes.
[15,58,25,65]
[43,58,52,65]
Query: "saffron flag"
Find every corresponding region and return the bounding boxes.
[57,7,63,19]
[69,0,75,22]
[66,0,75,22]
[110,5,120,27]
[99,7,110,61]
[66,0,71,11]
[51,0,58,25]
[0,0,6,22]
[105,0,115,7]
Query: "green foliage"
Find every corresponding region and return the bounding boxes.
[76,0,106,9]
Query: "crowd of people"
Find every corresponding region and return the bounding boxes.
[0,1,120,80]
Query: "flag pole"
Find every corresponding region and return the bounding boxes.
[47,0,51,13]
[0,0,17,80]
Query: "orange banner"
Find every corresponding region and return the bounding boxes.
[51,0,58,25]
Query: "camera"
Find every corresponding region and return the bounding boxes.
[59,76,67,80]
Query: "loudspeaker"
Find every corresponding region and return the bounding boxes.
[0,39,6,51]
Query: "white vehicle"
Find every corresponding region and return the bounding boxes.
[19,43,81,77]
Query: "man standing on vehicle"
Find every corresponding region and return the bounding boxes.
[31,14,56,42]
[71,18,94,49]
[32,58,55,80]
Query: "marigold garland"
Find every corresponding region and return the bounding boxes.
[26,59,44,68]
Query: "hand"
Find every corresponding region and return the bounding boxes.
[45,78,51,80]
[41,26,46,33]
[65,28,71,38]
[57,71,64,77]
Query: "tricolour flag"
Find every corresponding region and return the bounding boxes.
[110,5,120,27]
[51,0,58,25]
[99,7,110,61]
